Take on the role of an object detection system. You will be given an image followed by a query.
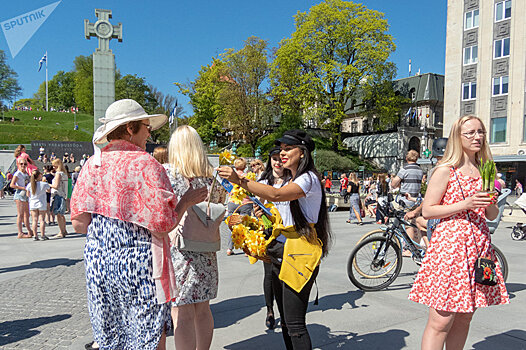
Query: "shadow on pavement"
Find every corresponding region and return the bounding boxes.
[212,294,265,329]
[223,324,410,350]
[471,329,526,349]
[504,282,526,299]
[310,290,365,311]
[0,314,72,346]
[0,258,83,274]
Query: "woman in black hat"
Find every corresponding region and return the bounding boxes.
[218,130,331,350]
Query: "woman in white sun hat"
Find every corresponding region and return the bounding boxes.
[71,99,207,350]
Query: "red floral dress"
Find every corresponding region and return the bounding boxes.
[408,168,509,312]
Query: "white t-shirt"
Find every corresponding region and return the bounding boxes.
[273,171,322,227]
[13,170,29,188]
[26,182,50,210]
[259,179,290,220]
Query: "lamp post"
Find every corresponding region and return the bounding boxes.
[255,146,261,159]
[231,142,237,155]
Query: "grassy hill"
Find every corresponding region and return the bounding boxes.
[0,110,94,144]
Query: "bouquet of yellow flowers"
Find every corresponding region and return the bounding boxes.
[229,204,277,263]
[219,150,236,165]
[229,172,256,204]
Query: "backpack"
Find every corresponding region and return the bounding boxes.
[170,201,226,252]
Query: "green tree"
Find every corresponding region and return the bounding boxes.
[115,74,156,113]
[0,50,22,107]
[270,0,395,143]
[218,36,273,152]
[73,55,94,115]
[175,58,226,144]
[35,70,76,110]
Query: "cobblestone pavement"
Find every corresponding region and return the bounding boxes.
[0,260,90,349]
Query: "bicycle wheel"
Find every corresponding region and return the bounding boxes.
[356,229,385,244]
[347,236,402,291]
[492,244,508,282]
[511,226,525,241]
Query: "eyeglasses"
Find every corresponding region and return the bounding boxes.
[18,163,27,166]
[461,130,486,139]
[142,123,152,132]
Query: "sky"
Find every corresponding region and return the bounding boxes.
[1,0,447,116]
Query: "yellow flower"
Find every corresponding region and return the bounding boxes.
[219,150,236,165]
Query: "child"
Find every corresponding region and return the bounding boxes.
[26,170,51,240]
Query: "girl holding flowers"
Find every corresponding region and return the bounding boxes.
[218,129,331,350]
[409,116,509,349]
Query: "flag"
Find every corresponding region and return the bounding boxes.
[405,107,412,118]
[169,102,177,127]
[38,52,46,72]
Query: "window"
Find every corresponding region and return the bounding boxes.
[351,121,358,133]
[464,45,478,65]
[462,82,477,100]
[465,9,479,30]
[495,1,512,22]
[490,117,507,143]
[363,119,369,132]
[493,76,509,96]
[494,38,510,58]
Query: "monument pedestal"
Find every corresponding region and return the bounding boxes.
[93,51,116,129]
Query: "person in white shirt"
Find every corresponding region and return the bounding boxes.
[10,158,33,238]
[26,169,51,240]
[219,129,331,349]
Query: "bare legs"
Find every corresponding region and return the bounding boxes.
[422,307,474,350]
[31,209,47,239]
[172,301,214,350]
[16,199,33,238]
[56,214,67,236]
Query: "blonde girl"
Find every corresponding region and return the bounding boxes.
[26,169,51,240]
[50,159,69,238]
[10,158,33,238]
[164,125,217,350]
[409,116,509,349]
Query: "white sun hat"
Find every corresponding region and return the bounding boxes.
[92,99,167,166]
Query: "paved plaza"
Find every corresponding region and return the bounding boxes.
[0,197,525,350]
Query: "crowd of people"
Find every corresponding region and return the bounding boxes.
[2,97,513,350]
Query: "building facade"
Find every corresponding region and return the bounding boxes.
[444,0,526,186]
[342,73,444,174]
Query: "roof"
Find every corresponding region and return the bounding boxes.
[344,73,444,114]
[342,132,401,158]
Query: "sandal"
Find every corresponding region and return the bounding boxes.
[17,234,32,239]
[346,220,352,224]
[85,341,100,350]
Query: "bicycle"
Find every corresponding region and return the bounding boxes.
[347,200,509,291]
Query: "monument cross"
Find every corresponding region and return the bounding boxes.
[84,9,123,131]
[84,9,122,52]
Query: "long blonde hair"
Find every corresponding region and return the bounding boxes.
[168,125,213,178]
[439,116,492,169]
[52,158,67,174]
[30,169,41,195]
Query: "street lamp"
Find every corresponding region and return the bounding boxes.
[255,146,261,159]
[231,142,237,155]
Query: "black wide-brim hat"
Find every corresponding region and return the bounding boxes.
[274,129,315,152]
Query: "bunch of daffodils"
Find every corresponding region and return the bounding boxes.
[230,172,256,204]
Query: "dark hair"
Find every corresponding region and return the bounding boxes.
[14,145,25,158]
[260,150,291,186]
[107,121,142,142]
[153,145,168,164]
[289,145,331,257]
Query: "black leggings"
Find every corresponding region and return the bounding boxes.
[263,261,274,310]
[272,263,319,350]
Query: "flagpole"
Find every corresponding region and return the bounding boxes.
[45,51,48,111]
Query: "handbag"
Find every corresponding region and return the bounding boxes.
[169,179,226,252]
[453,168,498,286]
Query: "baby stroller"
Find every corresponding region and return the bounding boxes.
[511,193,526,240]
[2,180,14,196]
